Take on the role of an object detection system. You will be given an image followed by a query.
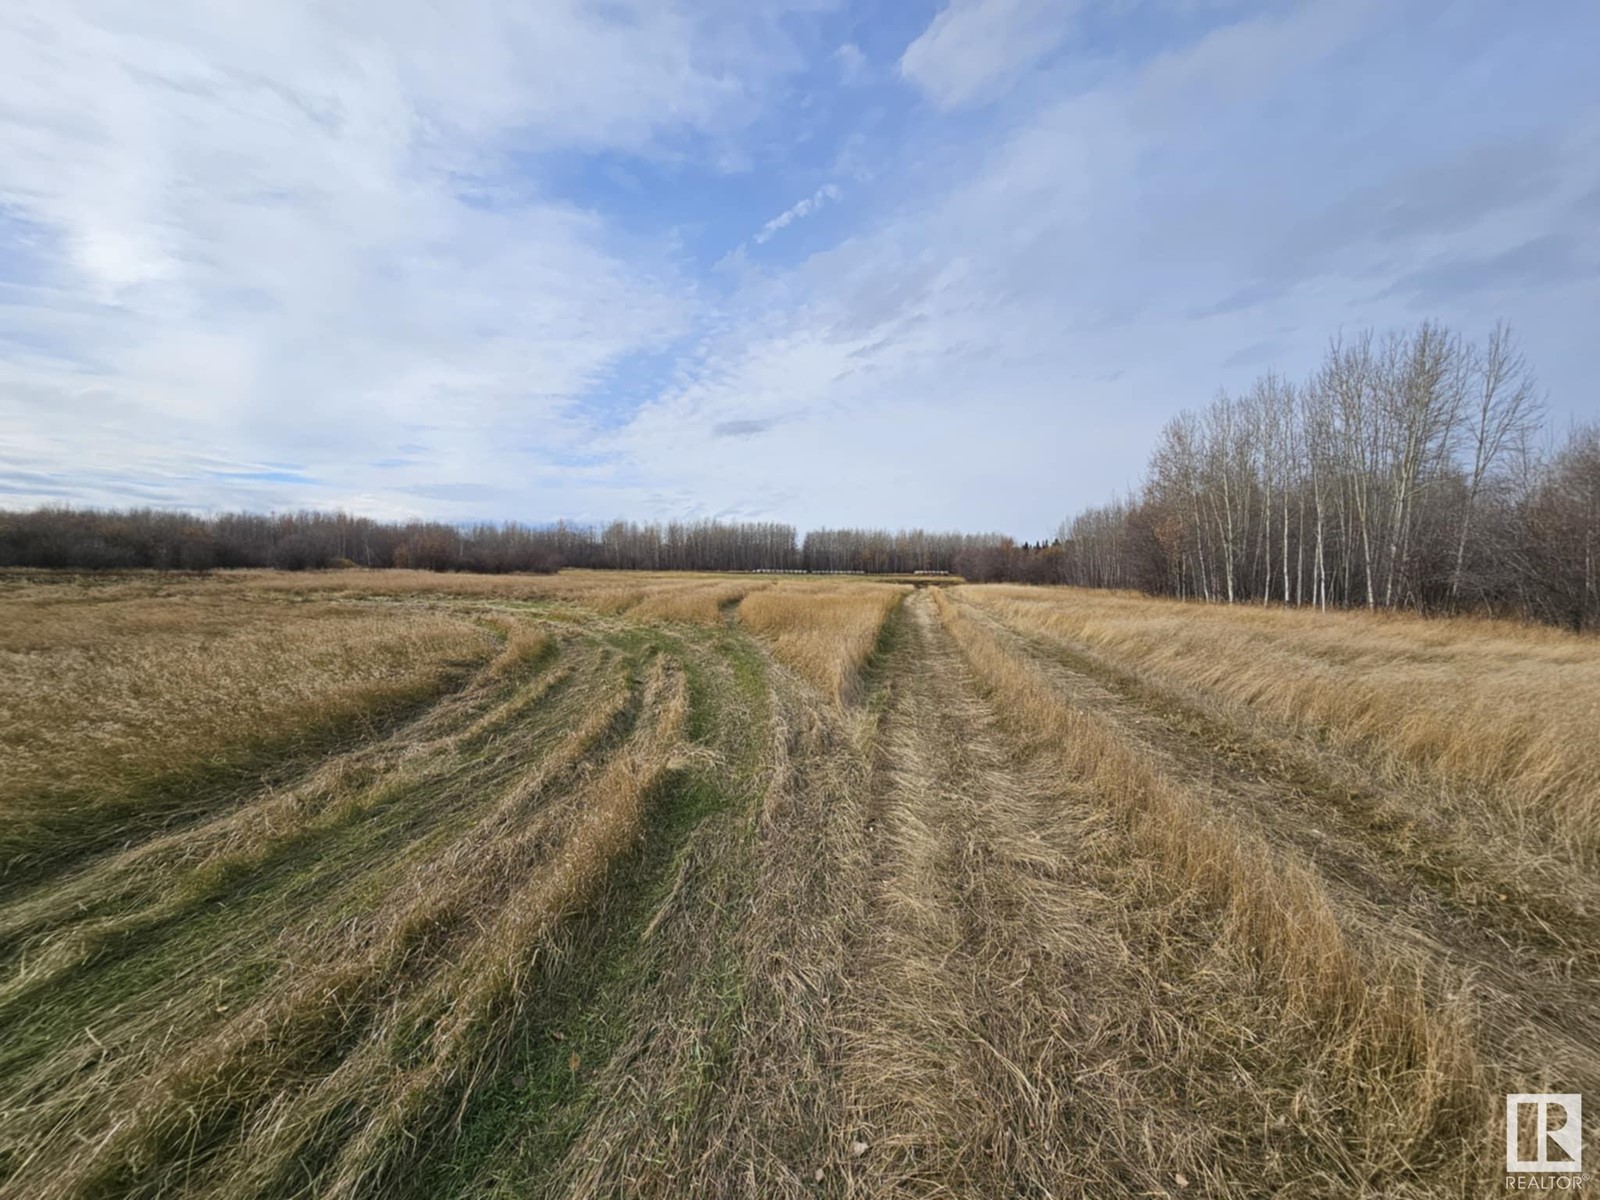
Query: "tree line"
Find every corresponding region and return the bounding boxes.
[4,318,1595,628]
[1042,321,1600,630]
[0,508,1014,577]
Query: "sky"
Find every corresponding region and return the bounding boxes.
[2,0,1597,539]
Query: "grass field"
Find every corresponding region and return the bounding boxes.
[2,569,1593,1198]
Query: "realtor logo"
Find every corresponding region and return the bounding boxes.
[1507,1094,1583,1174]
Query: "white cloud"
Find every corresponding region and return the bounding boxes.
[0,0,801,515]
[2,0,1595,535]
[604,0,1600,534]
[754,183,842,243]
[900,0,1081,110]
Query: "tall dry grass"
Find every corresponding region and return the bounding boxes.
[626,578,767,625]
[737,580,907,703]
[0,565,752,613]
[235,661,691,1200]
[931,588,1487,1189]
[0,635,687,1200]
[229,567,742,611]
[965,585,1600,859]
[1,568,1520,1194]
[0,630,594,1014]
[0,584,493,890]
[0,590,490,806]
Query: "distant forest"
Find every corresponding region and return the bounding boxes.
[0,507,1011,579]
[3,321,1596,628]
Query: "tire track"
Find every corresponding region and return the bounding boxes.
[840,591,1202,1198]
[959,593,1600,1100]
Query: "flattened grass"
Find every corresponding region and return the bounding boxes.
[966,584,1600,860]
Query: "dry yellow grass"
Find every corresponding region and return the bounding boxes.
[0,590,490,807]
[480,617,554,681]
[736,579,907,703]
[0,580,499,893]
[2,569,1571,1196]
[626,578,767,624]
[964,584,1600,859]
[224,566,747,610]
[929,588,1486,1190]
[0,640,607,1015]
[303,663,690,1200]
[0,573,699,1200]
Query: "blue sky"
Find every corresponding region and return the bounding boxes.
[2,0,1597,537]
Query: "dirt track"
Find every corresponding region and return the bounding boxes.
[844,591,1144,1194]
[837,592,1385,1197]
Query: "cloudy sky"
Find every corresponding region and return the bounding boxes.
[3,0,1597,536]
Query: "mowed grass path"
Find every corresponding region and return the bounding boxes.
[3,569,1590,1197]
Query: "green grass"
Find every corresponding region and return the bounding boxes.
[429,626,771,1197]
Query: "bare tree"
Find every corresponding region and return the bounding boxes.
[1046,319,1578,624]
[1449,322,1542,605]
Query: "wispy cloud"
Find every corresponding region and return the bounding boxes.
[603,0,1600,533]
[0,0,820,516]
[1,0,1596,534]
[900,0,1081,109]
[754,184,842,244]
[711,417,779,438]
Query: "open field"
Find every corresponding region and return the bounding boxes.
[2,569,1594,1197]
